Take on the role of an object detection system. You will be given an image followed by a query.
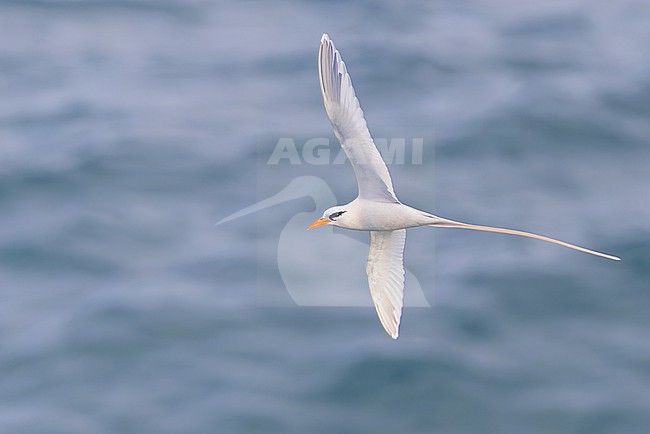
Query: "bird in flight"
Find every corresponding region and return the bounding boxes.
[308,34,620,339]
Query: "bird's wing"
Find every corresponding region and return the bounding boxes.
[366,229,406,339]
[319,34,399,203]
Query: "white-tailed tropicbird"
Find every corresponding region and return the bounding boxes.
[308,34,620,339]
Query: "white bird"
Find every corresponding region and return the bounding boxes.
[308,33,620,339]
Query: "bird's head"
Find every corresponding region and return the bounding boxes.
[307,206,347,230]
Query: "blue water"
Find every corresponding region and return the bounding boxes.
[1,0,649,432]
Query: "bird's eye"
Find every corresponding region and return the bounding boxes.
[329,211,346,220]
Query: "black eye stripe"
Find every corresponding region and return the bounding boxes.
[329,210,346,220]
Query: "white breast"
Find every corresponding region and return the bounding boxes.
[337,200,434,231]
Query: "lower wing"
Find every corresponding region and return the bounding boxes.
[366,229,407,339]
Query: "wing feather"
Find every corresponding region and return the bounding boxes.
[366,230,406,339]
[319,34,399,203]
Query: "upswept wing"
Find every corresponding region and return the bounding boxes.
[366,230,406,339]
[319,34,399,203]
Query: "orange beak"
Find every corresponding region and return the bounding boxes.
[307,217,330,230]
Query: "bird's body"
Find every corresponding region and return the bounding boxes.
[324,199,435,231]
[309,34,619,339]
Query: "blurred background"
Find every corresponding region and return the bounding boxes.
[1,0,649,432]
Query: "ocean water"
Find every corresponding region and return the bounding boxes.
[1,0,649,432]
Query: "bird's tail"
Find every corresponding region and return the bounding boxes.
[427,216,620,261]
